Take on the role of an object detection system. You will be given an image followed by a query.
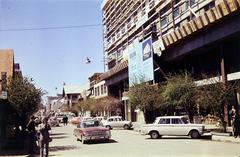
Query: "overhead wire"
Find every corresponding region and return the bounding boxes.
[0,24,102,32]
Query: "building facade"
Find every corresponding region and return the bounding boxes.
[0,49,14,94]
[101,0,240,123]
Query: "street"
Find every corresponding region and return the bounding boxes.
[38,124,240,157]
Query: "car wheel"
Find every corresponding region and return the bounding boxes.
[190,130,200,139]
[123,124,129,130]
[150,131,159,139]
[106,125,111,130]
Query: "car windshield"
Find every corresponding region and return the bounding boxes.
[181,117,189,124]
[82,120,100,128]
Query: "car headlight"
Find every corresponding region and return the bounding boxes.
[84,132,91,136]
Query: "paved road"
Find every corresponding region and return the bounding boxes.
[43,124,240,157]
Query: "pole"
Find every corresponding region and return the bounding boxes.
[220,45,229,126]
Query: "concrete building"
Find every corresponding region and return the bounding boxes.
[101,0,240,123]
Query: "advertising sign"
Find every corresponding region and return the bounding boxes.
[128,37,154,86]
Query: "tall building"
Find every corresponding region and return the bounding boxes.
[101,0,240,122]
[0,49,14,90]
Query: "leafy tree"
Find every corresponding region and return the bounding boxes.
[72,96,120,117]
[128,81,163,123]
[161,72,197,121]
[196,76,237,118]
[7,74,44,130]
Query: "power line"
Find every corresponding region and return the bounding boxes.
[0,24,102,32]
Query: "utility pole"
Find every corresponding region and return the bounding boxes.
[220,45,229,127]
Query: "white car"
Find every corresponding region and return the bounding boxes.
[102,116,132,130]
[48,117,60,127]
[141,116,205,139]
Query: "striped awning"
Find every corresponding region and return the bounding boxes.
[100,60,128,80]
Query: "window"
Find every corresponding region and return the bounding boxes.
[1,72,7,81]
[189,0,197,7]
[103,85,107,94]
[97,87,100,96]
[94,87,97,96]
[160,3,171,15]
[161,17,168,27]
[108,118,113,122]
[101,85,104,95]
[172,118,182,124]
[149,0,155,9]
[173,7,180,19]
[159,118,171,124]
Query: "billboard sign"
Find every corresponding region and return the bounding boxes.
[128,37,154,86]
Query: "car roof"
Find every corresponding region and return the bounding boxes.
[108,116,122,118]
[156,116,184,119]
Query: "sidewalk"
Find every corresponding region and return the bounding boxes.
[211,132,240,143]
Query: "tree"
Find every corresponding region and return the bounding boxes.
[128,81,163,123]
[161,72,197,121]
[7,74,44,130]
[196,75,237,118]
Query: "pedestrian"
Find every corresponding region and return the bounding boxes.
[27,115,37,155]
[63,115,68,126]
[39,117,52,157]
[65,115,68,126]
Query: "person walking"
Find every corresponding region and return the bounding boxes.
[39,118,52,157]
[27,116,37,155]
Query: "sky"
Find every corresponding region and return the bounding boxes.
[0,0,104,97]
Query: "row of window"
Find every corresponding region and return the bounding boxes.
[106,0,156,47]
[94,84,107,97]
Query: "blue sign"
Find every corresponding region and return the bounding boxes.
[128,37,154,86]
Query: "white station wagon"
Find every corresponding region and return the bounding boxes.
[141,116,205,139]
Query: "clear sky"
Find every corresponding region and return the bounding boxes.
[0,0,104,97]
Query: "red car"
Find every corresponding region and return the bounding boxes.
[73,119,111,144]
[70,117,92,124]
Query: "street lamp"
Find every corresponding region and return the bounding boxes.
[85,57,91,64]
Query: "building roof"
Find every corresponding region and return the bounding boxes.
[63,84,89,95]
[100,60,128,80]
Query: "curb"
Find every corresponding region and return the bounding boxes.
[211,132,240,143]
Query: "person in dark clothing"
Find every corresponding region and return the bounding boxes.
[233,113,240,138]
[39,118,52,157]
[62,115,68,126]
[27,116,37,154]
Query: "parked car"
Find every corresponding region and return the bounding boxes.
[93,116,105,122]
[140,116,206,139]
[48,117,60,127]
[73,119,111,144]
[70,117,92,124]
[102,116,132,130]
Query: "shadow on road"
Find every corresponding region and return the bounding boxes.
[52,136,70,139]
[49,145,78,152]
[145,135,212,140]
[0,149,27,156]
[84,139,118,145]
[51,133,67,136]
